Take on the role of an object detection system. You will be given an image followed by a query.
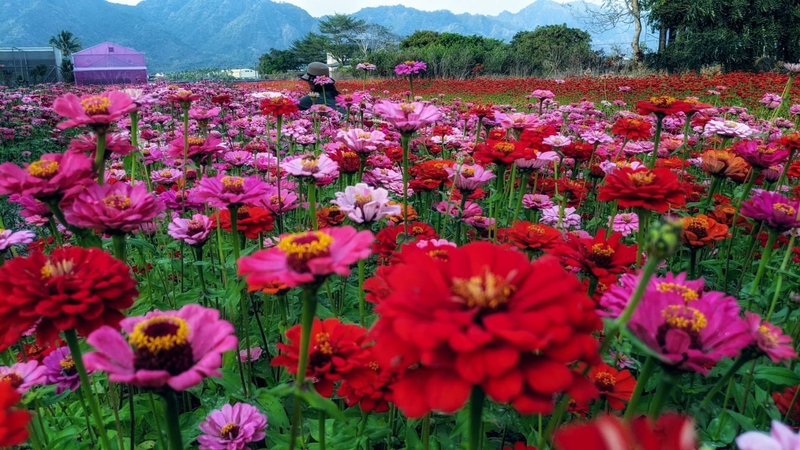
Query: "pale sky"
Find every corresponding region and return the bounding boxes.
[106,0,577,17]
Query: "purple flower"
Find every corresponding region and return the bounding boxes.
[259,185,299,215]
[0,361,47,393]
[43,347,82,394]
[737,420,800,450]
[194,175,269,208]
[356,62,376,71]
[223,151,255,167]
[734,139,790,169]
[64,182,165,235]
[331,183,400,224]
[445,164,495,192]
[611,212,639,237]
[541,206,580,229]
[522,193,554,210]
[168,214,213,246]
[198,402,267,450]
[0,229,36,252]
[760,93,783,109]
[740,190,800,232]
[313,75,334,86]
[394,60,427,75]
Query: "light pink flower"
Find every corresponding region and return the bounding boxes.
[64,182,165,234]
[168,214,213,246]
[373,101,441,133]
[494,112,539,130]
[223,151,255,167]
[0,152,94,201]
[84,304,238,391]
[0,361,47,393]
[703,119,753,139]
[0,229,36,252]
[332,183,400,224]
[542,134,574,147]
[737,420,800,450]
[238,226,374,288]
[238,347,263,362]
[435,200,483,218]
[611,212,639,236]
[522,193,554,210]
[445,164,495,192]
[53,91,137,130]
[68,133,136,157]
[283,154,339,180]
[151,168,184,185]
[335,128,386,154]
[189,107,221,121]
[198,403,267,450]
[259,186,299,215]
[193,175,269,208]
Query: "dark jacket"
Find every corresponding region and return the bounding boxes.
[298,93,347,114]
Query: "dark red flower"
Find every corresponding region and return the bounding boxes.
[0,380,31,448]
[337,347,402,413]
[598,167,686,213]
[636,96,692,116]
[504,443,537,450]
[271,318,369,397]
[553,414,696,450]
[506,221,564,252]
[773,386,800,422]
[17,338,65,363]
[0,247,137,350]
[611,117,653,141]
[215,206,275,240]
[372,222,438,261]
[316,205,346,229]
[371,242,600,418]
[549,230,638,279]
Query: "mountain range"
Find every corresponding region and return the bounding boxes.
[0,0,632,72]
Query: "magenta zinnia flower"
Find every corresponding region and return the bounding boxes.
[53,91,137,131]
[445,164,496,192]
[332,183,400,224]
[335,128,386,154]
[259,185,299,215]
[68,133,136,157]
[151,168,184,185]
[84,304,238,391]
[0,361,47,393]
[198,402,267,450]
[238,226,374,288]
[168,214,213,246]
[734,140,790,169]
[43,347,82,394]
[0,229,36,252]
[740,191,800,232]
[189,107,221,121]
[64,182,165,235]
[0,153,94,201]
[628,291,751,373]
[394,60,427,75]
[744,313,797,363]
[283,154,339,180]
[193,175,269,208]
[373,101,442,133]
[167,135,224,162]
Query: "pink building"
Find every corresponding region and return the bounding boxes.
[73,42,147,86]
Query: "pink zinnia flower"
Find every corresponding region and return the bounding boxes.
[151,168,184,185]
[734,140,790,169]
[335,128,386,154]
[703,119,753,139]
[193,175,269,208]
[283,154,339,180]
[373,101,442,133]
[522,193,554,210]
[0,229,36,252]
[760,93,783,109]
[259,186,299,215]
[64,182,165,235]
[356,63,376,71]
[740,191,800,232]
[238,347,263,362]
[167,135,224,162]
[223,150,255,167]
[541,206,580,229]
[238,226,374,288]
[530,89,555,100]
[445,164,496,192]
[198,403,267,450]
[43,347,83,394]
[189,107,221,121]
[435,200,483,218]
[542,134,574,148]
[168,214,213,246]
[68,133,136,157]
[737,420,800,450]
[84,304,238,391]
[0,361,47,393]
[494,112,539,130]
[463,215,495,229]
[53,90,137,130]
[744,313,797,363]
[0,153,94,201]
[394,61,426,75]
[611,212,639,236]
[628,291,751,373]
[332,183,400,224]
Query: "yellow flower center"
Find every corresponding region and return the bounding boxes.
[773,203,796,216]
[590,243,615,266]
[28,160,59,179]
[628,171,657,186]
[315,332,334,355]
[59,357,76,371]
[357,132,372,139]
[662,305,707,333]
[41,259,75,278]
[354,193,373,206]
[656,282,699,302]
[220,423,239,439]
[277,231,335,272]
[102,194,132,210]
[301,157,320,173]
[461,168,475,177]
[128,316,190,354]
[451,271,515,311]
[594,371,616,391]
[399,103,416,114]
[687,218,709,238]
[649,95,677,108]
[494,142,516,155]
[368,361,380,371]
[188,136,205,146]
[80,95,112,115]
[527,224,546,235]
[758,325,779,348]
[221,176,244,194]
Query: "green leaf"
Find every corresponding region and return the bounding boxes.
[255,390,291,431]
[296,385,347,422]
[753,367,800,386]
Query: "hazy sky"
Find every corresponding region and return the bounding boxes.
[105,0,577,17]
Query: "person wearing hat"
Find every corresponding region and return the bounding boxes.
[298,62,346,113]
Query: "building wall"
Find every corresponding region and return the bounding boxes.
[0,47,63,84]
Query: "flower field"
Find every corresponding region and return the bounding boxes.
[1,69,800,450]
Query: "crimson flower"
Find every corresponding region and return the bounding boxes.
[260,96,299,116]
[553,414,696,450]
[0,247,137,350]
[372,222,438,261]
[214,206,275,239]
[549,230,638,279]
[337,346,403,412]
[636,95,692,117]
[598,167,686,213]
[272,318,369,397]
[611,117,653,141]
[505,221,564,252]
[371,242,600,418]
[0,380,31,448]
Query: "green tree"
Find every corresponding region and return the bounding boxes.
[48,30,82,56]
[400,30,441,49]
[510,25,594,76]
[257,48,302,75]
[289,33,329,65]
[318,14,368,67]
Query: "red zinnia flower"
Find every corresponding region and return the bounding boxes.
[474,139,527,165]
[337,347,402,413]
[504,443,537,450]
[0,380,32,448]
[271,318,369,397]
[506,221,564,252]
[773,386,800,422]
[549,230,638,279]
[553,414,696,450]
[611,117,653,141]
[214,206,275,240]
[598,167,686,213]
[372,222,438,261]
[636,95,692,117]
[0,247,137,350]
[371,242,601,418]
[579,362,636,411]
[681,215,729,248]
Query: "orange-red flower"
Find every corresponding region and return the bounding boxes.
[260,96,299,116]
[336,347,402,413]
[316,205,346,229]
[0,380,31,448]
[700,150,749,181]
[598,167,686,213]
[584,362,636,410]
[215,206,275,240]
[553,414,696,450]
[474,139,528,165]
[681,215,729,248]
[611,117,653,141]
[506,221,564,252]
[549,230,638,279]
[636,95,692,116]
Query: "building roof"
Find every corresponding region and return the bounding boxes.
[73,42,144,56]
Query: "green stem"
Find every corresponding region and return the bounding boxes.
[147,392,167,450]
[541,393,568,447]
[422,414,431,450]
[750,230,778,296]
[468,387,485,450]
[715,378,735,439]
[112,234,127,262]
[702,177,721,214]
[647,370,675,419]
[64,329,112,450]
[635,209,650,269]
[358,259,366,326]
[308,182,318,231]
[289,285,320,450]
[587,276,599,298]
[94,131,107,185]
[624,356,656,419]
[767,231,797,320]
[700,356,750,409]
[161,389,184,450]
[455,194,468,246]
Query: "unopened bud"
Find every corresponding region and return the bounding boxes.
[646,218,683,261]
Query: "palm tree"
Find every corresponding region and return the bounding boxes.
[49,30,82,56]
